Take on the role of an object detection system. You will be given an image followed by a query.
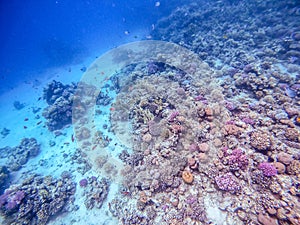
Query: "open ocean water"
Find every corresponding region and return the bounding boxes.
[0,0,300,224]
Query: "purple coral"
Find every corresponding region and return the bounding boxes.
[0,190,25,210]
[215,173,241,193]
[0,190,10,208]
[241,117,255,125]
[258,162,277,177]
[79,178,88,187]
[228,149,249,171]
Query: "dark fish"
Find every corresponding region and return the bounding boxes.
[24,118,29,121]
[23,126,27,129]
[80,67,87,72]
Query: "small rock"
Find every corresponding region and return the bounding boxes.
[277,152,293,165]
[177,202,183,210]
[198,143,209,152]
[266,207,277,215]
[258,213,278,225]
[171,199,179,207]
[273,162,285,174]
[237,209,247,221]
[142,133,152,143]
[213,138,222,147]
[276,208,287,220]
[197,153,208,162]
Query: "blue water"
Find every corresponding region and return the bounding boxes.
[0,0,185,93]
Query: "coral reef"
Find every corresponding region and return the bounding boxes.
[80,176,110,210]
[41,0,300,224]
[0,173,76,225]
[0,166,9,193]
[106,46,300,223]
[42,80,77,131]
[0,138,40,172]
[152,0,300,69]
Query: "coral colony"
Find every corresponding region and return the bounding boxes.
[0,0,300,225]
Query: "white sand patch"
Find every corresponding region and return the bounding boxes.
[204,195,228,225]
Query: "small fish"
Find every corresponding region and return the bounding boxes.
[64,142,70,145]
[80,66,87,72]
[23,126,27,129]
[36,121,42,125]
[101,71,105,75]
[124,30,130,35]
[92,145,97,150]
[24,118,29,121]
[71,134,75,142]
[121,191,131,196]
[110,107,115,111]
[38,97,42,101]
